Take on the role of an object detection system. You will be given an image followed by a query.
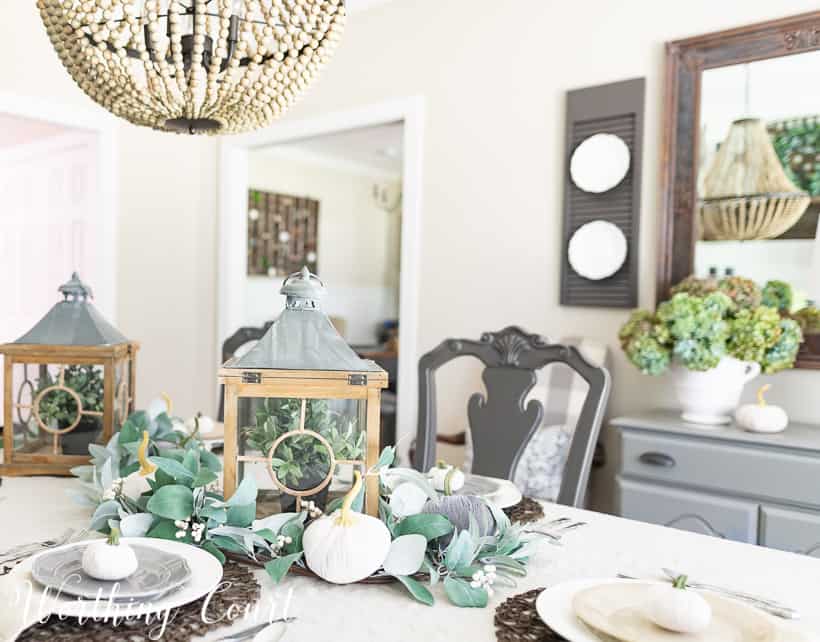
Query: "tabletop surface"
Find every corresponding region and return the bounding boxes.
[2,476,819,641]
[613,409,820,453]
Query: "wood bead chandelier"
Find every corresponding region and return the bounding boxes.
[37,1,346,135]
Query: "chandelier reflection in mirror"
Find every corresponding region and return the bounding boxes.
[37,0,346,135]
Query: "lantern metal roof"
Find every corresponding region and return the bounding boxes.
[226,267,382,373]
[13,273,129,346]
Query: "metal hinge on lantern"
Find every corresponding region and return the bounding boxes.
[348,374,367,386]
[242,372,262,384]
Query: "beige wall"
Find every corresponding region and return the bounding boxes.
[4,1,820,508]
[1,3,218,418]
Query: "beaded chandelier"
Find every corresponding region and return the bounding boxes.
[37,1,346,135]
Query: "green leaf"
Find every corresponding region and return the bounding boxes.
[394,575,434,606]
[146,484,194,520]
[280,516,304,554]
[225,476,257,507]
[90,500,121,533]
[226,503,256,527]
[119,420,141,444]
[373,446,396,471]
[211,534,249,555]
[147,518,187,541]
[201,540,226,564]
[264,552,303,584]
[192,469,218,488]
[444,530,475,571]
[394,514,454,541]
[182,449,200,475]
[200,449,223,473]
[443,576,487,608]
[149,456,194,482]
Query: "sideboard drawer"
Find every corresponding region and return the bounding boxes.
[620,430,820,507]
[760,506,820,556]
[617,478,758,543]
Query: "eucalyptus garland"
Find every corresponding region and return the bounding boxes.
[73,408,542,609]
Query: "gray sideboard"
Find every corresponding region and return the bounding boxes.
[612,411,820,556]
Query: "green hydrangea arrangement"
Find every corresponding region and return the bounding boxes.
[620,276,803,376]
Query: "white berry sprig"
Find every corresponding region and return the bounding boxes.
[470,564,498,596]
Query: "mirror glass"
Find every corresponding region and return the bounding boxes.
[696,51,820,302]
[569,132,631,194]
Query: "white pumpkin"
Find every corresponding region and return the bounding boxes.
[184,413,215,437]
[81,528,139,581]
[644,576,711,634]
[735,385,788,434]
[303,471,391,584]
[427,461,465,495]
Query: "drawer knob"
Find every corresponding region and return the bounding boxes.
[639,451,676,468]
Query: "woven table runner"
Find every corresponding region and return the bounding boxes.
[17,560,260,642]
[495,588,566,642]
[503,497,545,525]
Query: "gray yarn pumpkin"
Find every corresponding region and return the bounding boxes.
[421,495,496,543]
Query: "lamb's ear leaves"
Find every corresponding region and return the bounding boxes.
[264,552,303,584]
[394,575,434,606]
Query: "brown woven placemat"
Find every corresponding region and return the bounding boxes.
[495,588,566,642]
[17,560,260,642]
[504,497,545,525]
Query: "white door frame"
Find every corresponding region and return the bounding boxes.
[0,93,119,320]
[218,96,425,461]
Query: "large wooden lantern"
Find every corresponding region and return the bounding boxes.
[219,267,387,516]
[1,273,139,476]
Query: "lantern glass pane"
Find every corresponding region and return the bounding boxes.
[238,396,366,514]
[30,363,105,457]
[114,358,131,430]
[9,363,43,454]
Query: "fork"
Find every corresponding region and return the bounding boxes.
[0,528,78,564]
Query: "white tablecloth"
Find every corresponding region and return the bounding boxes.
[2,477,819,641]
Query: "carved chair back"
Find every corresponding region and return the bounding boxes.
[416,326,610,507]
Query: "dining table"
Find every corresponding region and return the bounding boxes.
[2,475,819,642]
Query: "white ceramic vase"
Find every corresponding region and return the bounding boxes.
[671,356,761,426]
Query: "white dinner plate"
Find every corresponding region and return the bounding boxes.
[536,578,622,642]
[570,133,631,193]
[21,537,223,619]
[567,220,628,281]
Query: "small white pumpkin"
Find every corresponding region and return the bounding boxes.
[303,471,391,584]
[735,385,788,434]
[81,528,139,581]
[427,461,465,495]
[644,575,711,634]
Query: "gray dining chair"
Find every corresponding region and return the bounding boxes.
[415,326,611,508]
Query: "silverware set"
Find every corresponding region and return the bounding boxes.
[0,527,88,569]
[525,516,589,545]
[617,569,799,620]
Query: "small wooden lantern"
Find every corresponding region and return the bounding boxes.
[219,267,387,516]
[0,273,138,476]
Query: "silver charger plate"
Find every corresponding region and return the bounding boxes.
[32,543,191,601]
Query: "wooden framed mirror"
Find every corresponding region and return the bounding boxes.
[659,11,820,368]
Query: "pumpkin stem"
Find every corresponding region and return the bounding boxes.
[757,384,771,407]
[444,466,456,496]
[108,527,121,546]
[137,430,157,477]
[335,469,362,527]
[160,392,173,415]
[672,574,688,590]
[436,459,447,469]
